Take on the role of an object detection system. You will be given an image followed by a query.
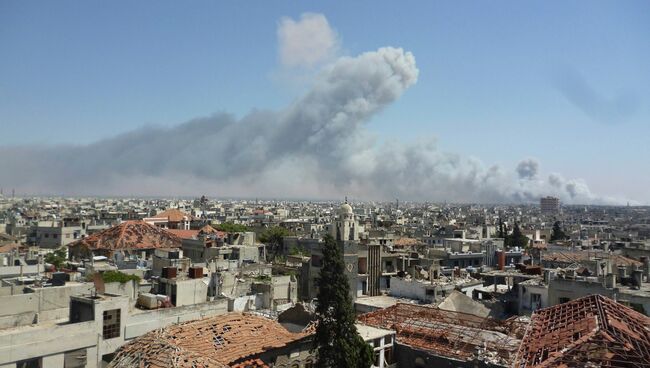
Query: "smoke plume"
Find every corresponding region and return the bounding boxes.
[0,47,626,204]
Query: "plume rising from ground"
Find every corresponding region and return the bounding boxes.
[0,47,624,204]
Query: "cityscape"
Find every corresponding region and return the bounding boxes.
[1,2,649,368]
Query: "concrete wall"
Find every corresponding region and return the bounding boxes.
[174,278,208,307]
[394,343,503,368]
[125,299,228,339]
[103,281,136,300]
[0,283,94,328]
[0,264,44,278]
[0,320,98,367]
[389,277,428,302]
[0,296,228,368]
[549,278,650,315]
[518,284,549,315]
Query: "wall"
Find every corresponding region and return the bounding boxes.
[394,343,503,368]
[549,278,650,315]
[0,264,44,278]
[0,283,94,328]
[125,299,228,338]
[103,280,136,300]
[389,277,427,302]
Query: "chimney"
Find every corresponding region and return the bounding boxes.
[605,273,616,289]
[496,250,505,271]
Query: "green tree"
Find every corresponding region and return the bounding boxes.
[498,218,505,238]
[259,226,292,260]
[314,234,373,368]
[45,247,67,270]
[508,222,529,249]
[550,221,567,241]
[215,222,250,233]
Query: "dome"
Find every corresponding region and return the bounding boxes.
[339,203,353,215]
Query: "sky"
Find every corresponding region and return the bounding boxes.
[0,1,649,203]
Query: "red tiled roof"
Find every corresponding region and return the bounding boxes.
[165,229,200,239]
[514,294,650,367]
[150,208,196,222]
[108,313,311,367]
[199,224,226,237]
[68,220,181,251]
[231,359,269,368]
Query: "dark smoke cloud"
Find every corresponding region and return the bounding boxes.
[0,48,627,204]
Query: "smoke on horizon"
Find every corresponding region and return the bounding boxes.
[0,47,628,205]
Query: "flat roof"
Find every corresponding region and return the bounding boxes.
[355,323,394,341]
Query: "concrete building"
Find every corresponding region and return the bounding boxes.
[0,292,228,368]
[540,196,560,214]
[358,303,523,368]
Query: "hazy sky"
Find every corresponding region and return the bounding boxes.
[1,1,649,203]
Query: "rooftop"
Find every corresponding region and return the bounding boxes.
[108,313,310,367]
[514,294,650,367]
[68,220,182,251]
[358,303,524,365]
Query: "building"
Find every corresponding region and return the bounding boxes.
[107,312,314,367]
[358,303,524,367]
[514,294,650,367]
[540,196,560,214]
[67,221,182,260]
[0,292,228,368]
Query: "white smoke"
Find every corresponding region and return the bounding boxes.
[0,46,628,204]
[277,13,340,68]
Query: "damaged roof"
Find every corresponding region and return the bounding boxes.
[358,303,524,366]
[68,220,182,251]
[108,313,310,367]
[514,294,650,368]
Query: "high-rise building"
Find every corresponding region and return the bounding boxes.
[540,196,560,213]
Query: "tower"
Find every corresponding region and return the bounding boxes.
[331,199,359,242]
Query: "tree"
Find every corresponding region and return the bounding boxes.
[550,221,567,241]
[508,222,529,249]
[314,234,373,368]
[258,226,293,261]
[215,222,250,233]
[498,218,505,238]
[45,247,67,270]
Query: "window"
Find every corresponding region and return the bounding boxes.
[44,233,49,238]
[311,255,323,267]
[53,234,58,239]
[559,297,570,304]
[17,358,42,368]
[385,346,394,365]
[64,349,87,368]
[531,293,542,309]
[102,309,121,339]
